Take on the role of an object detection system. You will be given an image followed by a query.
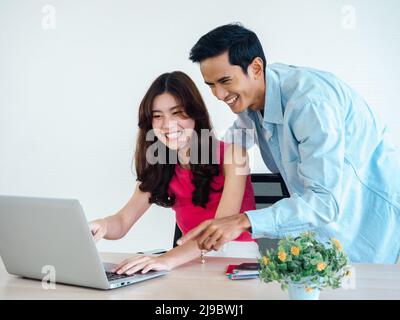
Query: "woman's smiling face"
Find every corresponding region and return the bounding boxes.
[151,92,195,151]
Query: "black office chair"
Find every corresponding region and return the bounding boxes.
[172,173,290,253]
[250,173,290,254]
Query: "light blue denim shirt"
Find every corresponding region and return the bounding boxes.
[224,63,400,263]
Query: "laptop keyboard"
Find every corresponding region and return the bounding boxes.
[106,271,134,281]
[106,269,159,282]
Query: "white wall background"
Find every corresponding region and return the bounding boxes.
[1,0,399,253]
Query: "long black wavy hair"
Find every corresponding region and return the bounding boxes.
[134,71,221,208]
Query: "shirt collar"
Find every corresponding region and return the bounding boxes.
[262,67,283,125]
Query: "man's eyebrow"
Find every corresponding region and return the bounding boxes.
[152,105,180,112]
[217,76,231,82]
[204,76,231,86]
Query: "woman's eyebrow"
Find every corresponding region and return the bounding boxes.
[152,105,181,112]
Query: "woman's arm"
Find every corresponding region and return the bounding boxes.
[214,144,250,219]
[112,239,202,274]
[108,145,250,273]
[90,182,151,241]
[112,146,251,274]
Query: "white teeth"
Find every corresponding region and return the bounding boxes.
[226,95,238,104]
[165,131,182,139]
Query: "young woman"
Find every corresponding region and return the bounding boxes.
[89,71,258,275]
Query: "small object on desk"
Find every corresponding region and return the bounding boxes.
[232,263,260,275]
[136,249,167,255]
[226,264,238,275]
[225,264,259,280]
[234,262,260,271]
[232,269,259,276]
[228,273,259,280]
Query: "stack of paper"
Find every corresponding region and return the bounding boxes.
[226,263,260,280]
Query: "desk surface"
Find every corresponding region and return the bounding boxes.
[1,252,399,300]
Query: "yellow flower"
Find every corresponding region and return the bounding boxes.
[317,262,327,272]
[332,238,343,251]
[278,251,287,262]
[305,287,314,293]
[262,256,270,265]
[291,246,300,256]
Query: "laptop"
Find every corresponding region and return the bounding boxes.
[0,195,168,290]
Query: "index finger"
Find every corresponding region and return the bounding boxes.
[177,220,211,245]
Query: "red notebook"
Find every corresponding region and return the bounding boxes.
[225,264,239,275]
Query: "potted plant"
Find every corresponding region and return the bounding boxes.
[258,232,351,300]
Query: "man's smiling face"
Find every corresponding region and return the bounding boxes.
[200,51,264,114]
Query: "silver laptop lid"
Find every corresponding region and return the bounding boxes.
[0,195,110,289]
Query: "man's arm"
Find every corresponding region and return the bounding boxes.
[177,214,252,250]
[179,100,345,249]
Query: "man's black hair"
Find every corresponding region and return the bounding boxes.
[189,23,267,75]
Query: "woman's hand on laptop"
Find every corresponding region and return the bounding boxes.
[111,255,172,275]
[89,218,108,242]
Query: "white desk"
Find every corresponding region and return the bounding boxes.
[0,252,399,300]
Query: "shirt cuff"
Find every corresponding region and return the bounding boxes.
[244,208,279,239]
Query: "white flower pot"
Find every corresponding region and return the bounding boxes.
[287,281,320,300]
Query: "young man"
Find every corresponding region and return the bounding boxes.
[178,23,400,263]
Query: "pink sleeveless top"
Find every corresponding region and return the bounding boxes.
[168,141,255,242]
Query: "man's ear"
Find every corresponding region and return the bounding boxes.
[248,57,264,79]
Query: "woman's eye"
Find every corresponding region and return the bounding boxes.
[152,114,161,119]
